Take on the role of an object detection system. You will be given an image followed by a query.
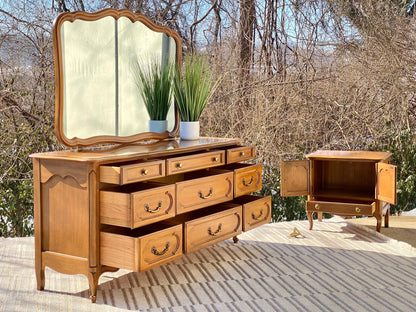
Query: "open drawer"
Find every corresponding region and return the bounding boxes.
[100,182,176,228]
[166,150,225,175]
[100,159,165,185]
[179,203,242,254]
[176,169,234,214]
[225,146,255,164]
[100,223,182,272]
[232,195,271,231]
[221,163,262,197]
[306,200,375,216]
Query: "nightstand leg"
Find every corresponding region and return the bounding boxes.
[307,212,314,230]
[233,236,239,244]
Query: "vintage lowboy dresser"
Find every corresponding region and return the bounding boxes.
[30,9,271,302]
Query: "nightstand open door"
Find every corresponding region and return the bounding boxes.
[280,160,310,196]
[376,162,397,205]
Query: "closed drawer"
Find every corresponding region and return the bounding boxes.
[223,163,262,197]
[166,150,225,175]
[184,204,242,254]
[100,183,176,228]
[232,195,271,231]
[100,224,182,272]
[306,200,375,216]
[176,170,234,214]
[226,146,255,164]
[100,160,165,185]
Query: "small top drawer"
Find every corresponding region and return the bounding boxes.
[226,146,255,164]
[100,160,165,185]
[166,150,225,175]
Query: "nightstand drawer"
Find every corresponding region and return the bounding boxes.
[232,195,271,231]
[306,200,375,216]
[100,224,182,272]
[166,150,225,175]
[100,183,176,228]
[100,160,165,185]
[226,146,255,164]
[184,204,242,254]
[176,170,234,214]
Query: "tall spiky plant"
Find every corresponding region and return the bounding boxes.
[173,55,221,122]
[133,59,174,120]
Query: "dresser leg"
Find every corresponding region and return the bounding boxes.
[87,270,100,303]
[384,208,390,228]
[307,212,314,230]
[375,216,382,232]
[232,236,239,244]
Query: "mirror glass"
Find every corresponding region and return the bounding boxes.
[54,10,180,147]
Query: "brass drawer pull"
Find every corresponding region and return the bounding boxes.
[199,187,213,199]
[242,176,254,186]
[208,223,222,236]
[240,151,245,157]
[251,209,264,221]
[144,200,163,213]
[151,242,170,256]
[315,204,320,210]
[355,207,361,213]
[141,169,148,176]
[176,162,183,169]
[212,156,219,162]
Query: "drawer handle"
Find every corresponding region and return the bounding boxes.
[176,162,183,169]
[355,207,361,213]
[208,223,222,236]
[212,156,219,162]
[141,169,148,176]
[151,242,170,256]
[242,176,254,187]
[144,200,163,213]
[251,209,264,221]
[240,151,245,157]
[199,187,213,199]
[315,204,320,210]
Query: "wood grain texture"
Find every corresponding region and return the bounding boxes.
[280,160,310,197]
[184,205,242,254]
[232,195,271,231]
[166,150,225,175]
[226,146,255,164]
[233,164,262,197]
[176,171,234,214]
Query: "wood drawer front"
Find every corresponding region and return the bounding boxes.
[233,195,271,231]
[234,164,262,197]
[176,171,234,214]
[100,224,182,272]
[166,150,225,175]
[306,200,375,216]
[226,146,255,164]
[184,205,242,254]
[100,160,165,185]
[100,184,176,228]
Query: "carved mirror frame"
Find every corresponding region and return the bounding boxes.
[53,9,182,147]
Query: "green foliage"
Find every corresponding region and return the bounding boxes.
[368,126,416,214]
[133,59,174,120]
[0,180,33,237]
[258,166,307,222]
[173,55,221,122]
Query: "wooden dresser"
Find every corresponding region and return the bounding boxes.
[31,138,271,302]
[280,150,396,232]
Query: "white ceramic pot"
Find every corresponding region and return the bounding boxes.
[180,121,200,140]
[148,120,167,133]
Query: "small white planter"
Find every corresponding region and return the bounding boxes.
[180,121,200,140]
[149,120,167,133]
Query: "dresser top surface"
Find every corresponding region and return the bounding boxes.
[307,150,392,161]
[30,137,242,162]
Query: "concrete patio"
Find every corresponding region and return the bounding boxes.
[1,217,416,312]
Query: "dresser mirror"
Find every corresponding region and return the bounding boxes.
[53,9,182,147]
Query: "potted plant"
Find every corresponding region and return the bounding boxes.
[173,55,221,140]
[133,59,174,133]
